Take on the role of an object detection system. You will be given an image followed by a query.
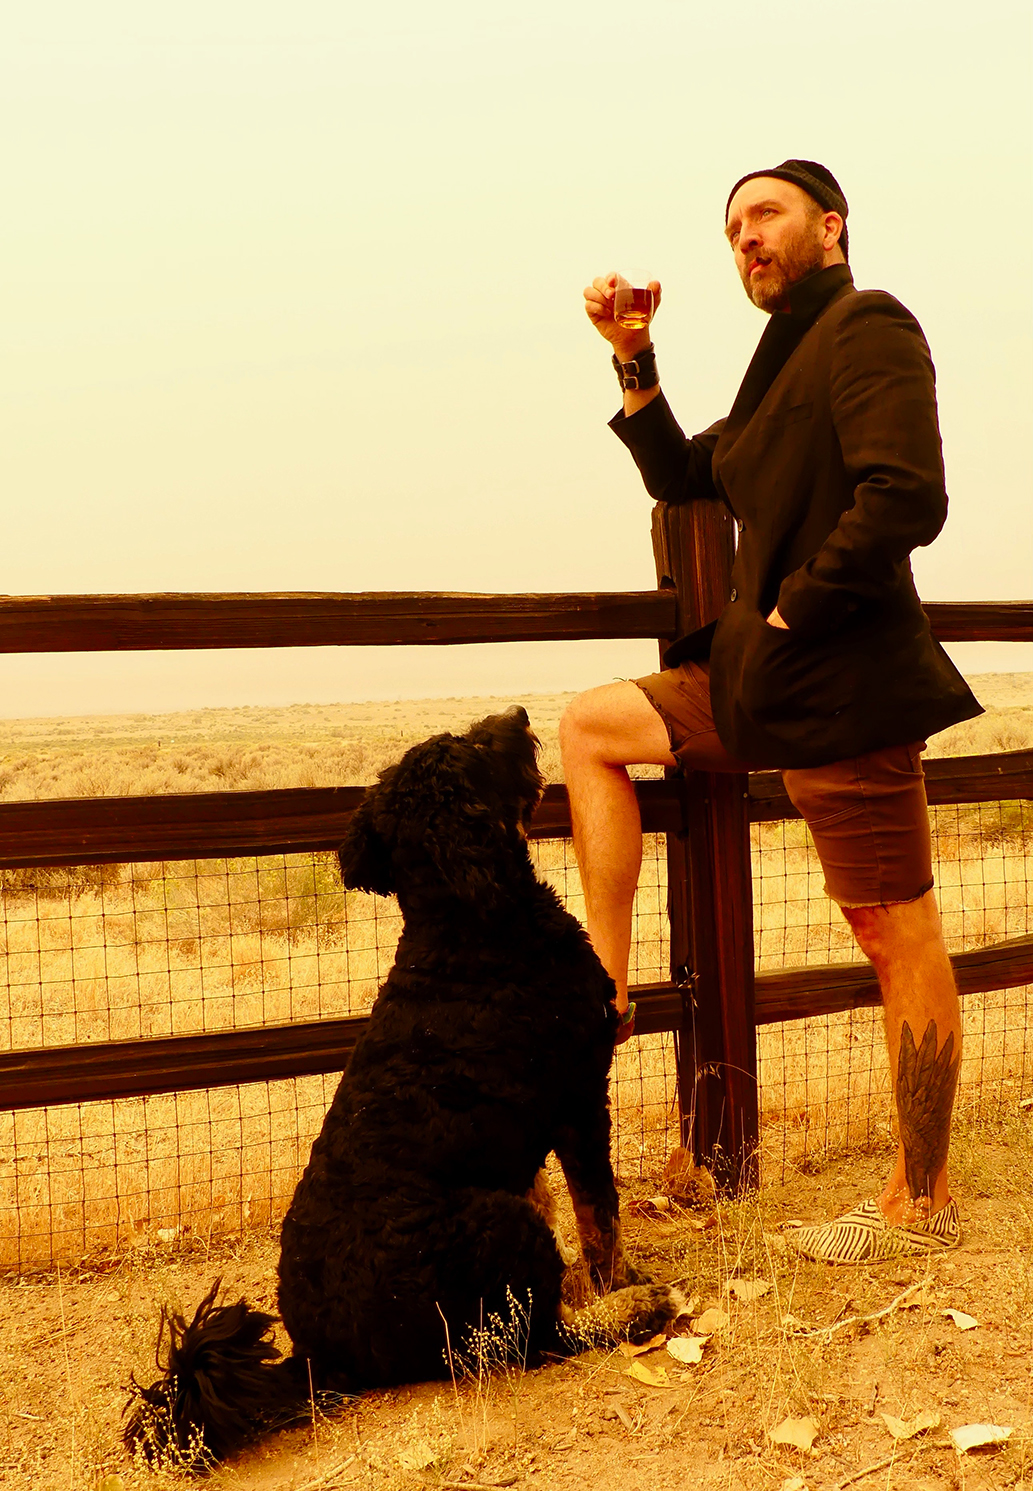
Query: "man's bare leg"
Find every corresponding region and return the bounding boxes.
[559,683,676,1012]
[842,889,961,1222]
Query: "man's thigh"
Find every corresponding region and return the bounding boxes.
[631,663,753,773]
[782,743,933,908]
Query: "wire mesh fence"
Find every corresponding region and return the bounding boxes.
[0,837,678,1269]
[756,800,1033,1178]
[1,800,1030,1270]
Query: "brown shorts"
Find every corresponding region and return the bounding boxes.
[634,662,933,908]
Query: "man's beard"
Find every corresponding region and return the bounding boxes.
[741,222,826,312]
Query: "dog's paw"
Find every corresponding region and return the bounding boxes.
[623,1282,686,1344]
[591,1255,653,1291]
[565,1281,686,1348]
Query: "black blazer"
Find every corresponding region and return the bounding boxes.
[612,265,982,768]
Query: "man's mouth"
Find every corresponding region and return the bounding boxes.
[749,258,770,276]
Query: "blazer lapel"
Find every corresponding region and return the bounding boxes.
[716,265,856,460]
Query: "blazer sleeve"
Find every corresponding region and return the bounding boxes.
[776,293,948,634]
[609,393,725,506]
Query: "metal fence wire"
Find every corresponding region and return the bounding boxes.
[1,801,1030,1270]
[755,799,1033,1177]
[0,838,678,1269]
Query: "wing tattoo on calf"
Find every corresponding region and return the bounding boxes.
[895,1019,961,1204]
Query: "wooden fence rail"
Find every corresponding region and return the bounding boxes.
[5,927,1032,1114]
[0,749,1027,868]
[0,592,1029,652]
[0,591,677,651]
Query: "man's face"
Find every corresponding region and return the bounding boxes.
[724,178,831,312]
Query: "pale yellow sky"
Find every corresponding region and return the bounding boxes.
[3,0,1030,715]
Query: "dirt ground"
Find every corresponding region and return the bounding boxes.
[2,1114,1030,1491]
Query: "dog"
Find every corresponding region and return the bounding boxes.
[125,707,684,1468]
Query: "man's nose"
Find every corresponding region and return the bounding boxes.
[740,222,762,253]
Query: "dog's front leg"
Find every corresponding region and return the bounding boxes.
[553,1124,645,1292]
[526,1169,578,1267]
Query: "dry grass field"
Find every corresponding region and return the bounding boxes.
[0,676,1031,1487]
[0,671,1029,804]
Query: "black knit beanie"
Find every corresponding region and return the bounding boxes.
[726,159,849,260]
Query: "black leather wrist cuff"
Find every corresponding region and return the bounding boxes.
[612,344,658,392]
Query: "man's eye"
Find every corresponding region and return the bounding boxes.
[730,232,739,247]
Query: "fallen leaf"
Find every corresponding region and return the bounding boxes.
[693,1307,730,1334]
[396,1442,438,1471]
[689,1214,718,1231]
[768,1415,819,1451]
[618,1333,667,1358]
[550,1429,577,1451]
[666,1335,709,1365]
[626,1358,670,1387]
[942,1308,978,1330]
[664,1147,717,1206]
[881,1408,941,1440]
[726,1277,771,1302]
[97,1479,124,1491]
[781,1478,808,1491]
[950,1423,1013,1453]
[671,1295,700,1320]
[628,1197,677,1221]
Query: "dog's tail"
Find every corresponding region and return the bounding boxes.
[123,1278,313,1470]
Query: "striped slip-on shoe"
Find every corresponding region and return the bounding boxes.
[783,1196,961,1265]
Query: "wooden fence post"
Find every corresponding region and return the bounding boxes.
[652,501,759,1191]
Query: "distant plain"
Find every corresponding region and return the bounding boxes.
[0,671,1029,802]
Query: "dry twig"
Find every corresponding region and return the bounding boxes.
[440,1480,518,1490]
[796,1278,931,1340]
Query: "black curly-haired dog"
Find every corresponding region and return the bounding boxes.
[125,707,683,1468]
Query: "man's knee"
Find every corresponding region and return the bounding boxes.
[560,682,672,770]
[842,903,894,963]
[559,689,604,764]
[842,890,942,966]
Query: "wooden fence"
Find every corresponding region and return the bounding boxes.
[1,502,1031,1194]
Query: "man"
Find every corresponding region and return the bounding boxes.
[561,159,982,1263]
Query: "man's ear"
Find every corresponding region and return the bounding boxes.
[822,210,845,257]
[338,792,395,897]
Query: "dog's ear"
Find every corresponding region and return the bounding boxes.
[338,791,395,897]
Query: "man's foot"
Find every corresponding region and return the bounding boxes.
[783,1196,961,1265]
[613,1000,636,1046]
